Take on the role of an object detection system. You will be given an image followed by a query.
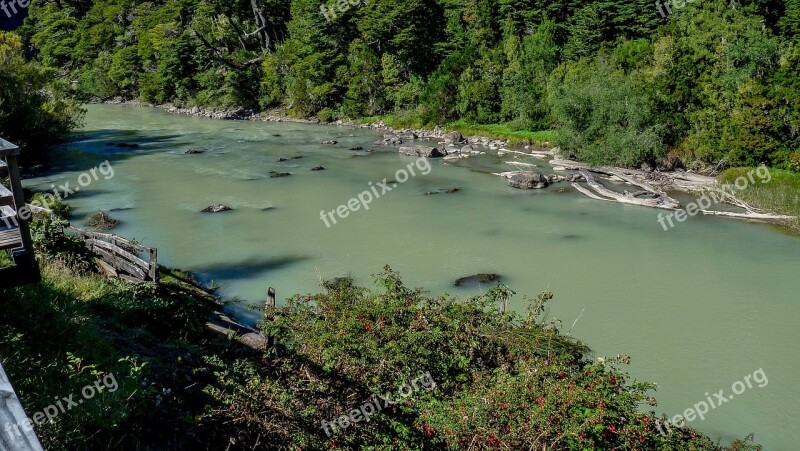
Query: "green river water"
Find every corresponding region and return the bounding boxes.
[28,104,800,449]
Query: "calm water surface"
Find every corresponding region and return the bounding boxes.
[28,104,800,449]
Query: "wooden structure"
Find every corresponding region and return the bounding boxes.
[0,363,44,451]
[68,226,158,283]
[0,138,40,289]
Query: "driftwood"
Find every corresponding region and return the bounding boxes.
[550,158,717,192]
[577,170,679,210]
[571,183,610,201]
[698,209,796,221]
[553,159,796,223]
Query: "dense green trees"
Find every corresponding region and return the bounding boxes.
[10,0,800,169]
[0,31,83,156]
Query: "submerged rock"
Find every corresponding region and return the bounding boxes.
[311,166,325,171]
[349,146,364,151]
[425,188,460,195]
[185,149,204,154]
[202,204,232,213]
[270,171,292,178]
[454,273,501,287]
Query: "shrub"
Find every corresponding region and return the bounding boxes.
[202,267,737,449]
[791,151,800,172]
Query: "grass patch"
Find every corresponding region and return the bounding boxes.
[719,167,800,233]
[444,120,557,146]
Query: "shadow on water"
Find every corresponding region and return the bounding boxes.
[190,255,310,281]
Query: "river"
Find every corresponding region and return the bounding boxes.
[27,104,800,449]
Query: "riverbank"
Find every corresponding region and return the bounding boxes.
[720,167,800,233]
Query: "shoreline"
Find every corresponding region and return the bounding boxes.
[95,100,795,227]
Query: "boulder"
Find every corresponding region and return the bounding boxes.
[322,140,337,145]
[202,204,232,213]
[311,166,325,171]
[398,131,417,140]
[508,172,550,189]
[444,131,465,144]
[399,145,445,158]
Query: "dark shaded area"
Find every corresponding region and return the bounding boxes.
[190,255,309,281]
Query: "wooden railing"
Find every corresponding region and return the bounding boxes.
[0,138,41,290]
[68,226,158,283]
[0,363,44,451]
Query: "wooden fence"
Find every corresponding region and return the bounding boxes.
[68,226,158,283]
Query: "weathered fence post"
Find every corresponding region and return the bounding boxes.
[266,287,276,349]
[149,248,158,282]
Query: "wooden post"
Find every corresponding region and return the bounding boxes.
[149,247,158,282]
[5,156,34,262]
[266,287,276,349]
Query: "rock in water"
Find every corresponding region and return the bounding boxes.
[270,171,292,178]
[399,145,445,158]
[311,166,325,171]
[508,172,550,189]
[202,204,232,213]
[322,140,337,145]
[185,149,204,154]
[444,131,465,144]
[454,273,501,287]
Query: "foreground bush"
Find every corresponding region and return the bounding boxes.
[201,267,757,450]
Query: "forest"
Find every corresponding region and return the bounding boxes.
[7,0,799,169]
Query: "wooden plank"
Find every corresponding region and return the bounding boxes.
[0,228,22,250]
[91,246,147,280]
[68,226,151,253]
[0,184,12,205]
[0,205,15,221]
[117,273,145,284]
[95,258,119,277]
[0,138,20,157]
[85,239,150,271]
